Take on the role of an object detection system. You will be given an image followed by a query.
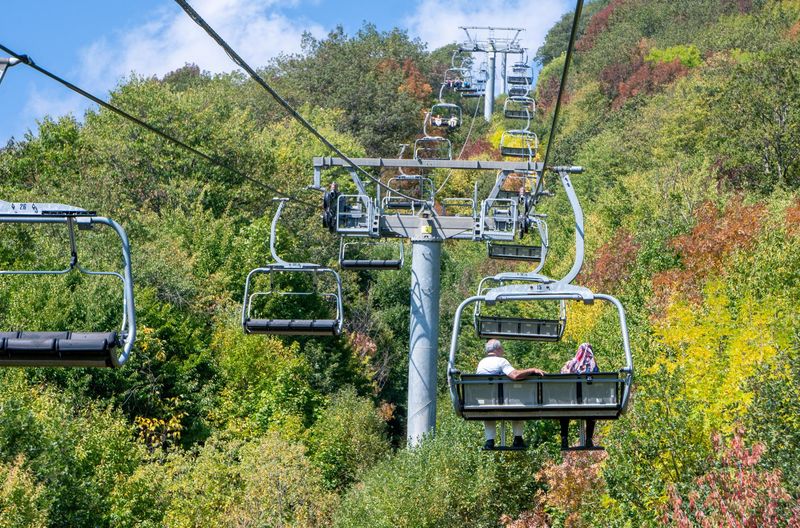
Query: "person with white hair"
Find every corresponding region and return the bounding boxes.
[476,339,544,449]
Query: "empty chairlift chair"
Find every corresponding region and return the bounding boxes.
[414,136,453,161]
[488,212,548,264]
[500,130,538,159]
[339,238,404,271]
[382,174,434,213]
[472,274,566,342]
[448,282,633,427]
[0,200,136,367]
[242,199,344,336]
[507,62,533,86]
[503,96,535,121]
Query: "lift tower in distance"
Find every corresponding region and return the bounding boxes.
[314,156,546,446]
[459,26,525,122]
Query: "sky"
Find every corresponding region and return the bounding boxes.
[0,0,571,144]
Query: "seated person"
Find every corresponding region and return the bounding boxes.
[447,116,459,128]
[476,339,544,449]
[432,115,444,127]
[559,342,599,449]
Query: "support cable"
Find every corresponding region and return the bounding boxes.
[174,0,420,203]
[541,0,584,172]
[0,43,314,208]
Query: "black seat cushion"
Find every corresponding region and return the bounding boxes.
[245,319,339,336]
[340,259,402,270]
[0,331,118,366]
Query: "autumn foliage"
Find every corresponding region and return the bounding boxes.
[651,198,765,310]
[575,0,627,52]
[664,430,800,527]
[586,228,640,292]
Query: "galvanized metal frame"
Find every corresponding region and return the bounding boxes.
[0,200,136,367]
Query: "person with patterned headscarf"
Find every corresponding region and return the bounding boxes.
[560,343,599,449]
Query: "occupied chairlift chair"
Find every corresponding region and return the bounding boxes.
[447,282,634,444]
[427,103,462,130]
[242,199,344,336]
[0,200,136,368]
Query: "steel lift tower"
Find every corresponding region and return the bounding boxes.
[314,156,546,446]
[459,26,525,122]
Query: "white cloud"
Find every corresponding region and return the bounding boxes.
[81,0,325,88]
[15,0,325,139]
[406,0,570,56]
[81,0,326,89]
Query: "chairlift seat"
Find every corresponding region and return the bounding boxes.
[501,146,534,158]
[507,76,533,85]
[455,373,624,420]
[488,243,542,261]
[475,316,564,341]
[508,87,529,97]
[244,319,340,336]
[340,259,402,270]
[0,331,119,367]
[504,109,530,120]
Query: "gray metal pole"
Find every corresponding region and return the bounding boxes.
[406,238,442,447]
[484,51,496,122]
[501,53,507,95]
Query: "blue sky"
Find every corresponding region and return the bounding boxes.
[0,0,571,143]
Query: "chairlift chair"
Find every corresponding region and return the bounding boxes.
[472,274,565,341]
[339,238,404,271]
[487,214,548,264]
[414,136,453,161]
[0,200,136,368]
[508,85,531,98]
[448,282,633,423]
[500,130,539,159]
[503,96,535,121]
[382,175,434,212]
[426,104,462,131]
[242,199,344,336]
[507,64,533,86]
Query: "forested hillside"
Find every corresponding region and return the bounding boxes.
[1,2,800,526]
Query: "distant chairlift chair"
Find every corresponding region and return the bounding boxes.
[503,96,535,121]
[427,103,462,130]
[414,135,453,161]
[0,200,136,368]
[339,238,404,271]
[242,199,344,336]
[500,130,538,159]
[449,282,633,447]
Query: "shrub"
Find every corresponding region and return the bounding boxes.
[664,429,800,526]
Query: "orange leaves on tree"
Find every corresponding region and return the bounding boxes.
[651,198,765,312]
[501,451,608,528]
[540,451,608,527]
[575,0,627,53]
[614,58,689,109]
[785,198,800,237]
[586,228,640,292]
[398,59,432,101]
[664,429,800,527]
